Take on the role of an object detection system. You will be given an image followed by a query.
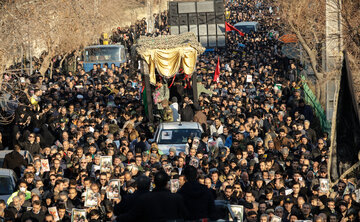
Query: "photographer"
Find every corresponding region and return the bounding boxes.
[180,96,195,122]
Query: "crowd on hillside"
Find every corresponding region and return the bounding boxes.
[0,0,359,222]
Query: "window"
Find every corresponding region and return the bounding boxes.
[158,129,202,144]
[85,47,120,62]
[0,176,14,195]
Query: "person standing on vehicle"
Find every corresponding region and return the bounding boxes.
[2,144,28,177]
[161,100,173,122]
[153,80,169,110]
[180,96,195,122]
[170,97,180,121]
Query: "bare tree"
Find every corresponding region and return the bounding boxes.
[0,0,147,77]
[275,0,328,106]
[277,0,360,101]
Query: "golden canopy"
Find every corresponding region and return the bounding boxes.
[133,32,205,85]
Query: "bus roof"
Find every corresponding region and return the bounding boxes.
[234,21,259,26]
[84,44,124,49]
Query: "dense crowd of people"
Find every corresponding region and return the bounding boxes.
[0,0,359,222]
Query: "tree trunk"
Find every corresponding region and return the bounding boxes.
[290,21,323,80]
[59,54,68,69]
[39,54,51,77]
[49,60,54,79]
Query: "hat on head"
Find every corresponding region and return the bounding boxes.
[118,162,125,169]
[31,188,41,197]
[284,197,294,204]
[150,153,158,159]
[255,175,263,181]
[265,208,274,214]
[219,147,227,158]
[171,97,178,103]
[281,147,289,155]
[256,138,263,143]
[169,147,177,154]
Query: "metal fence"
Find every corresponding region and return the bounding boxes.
[301,75,331,133]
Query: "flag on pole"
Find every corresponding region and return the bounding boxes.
[214,57,220,82]
[225,22,245,36]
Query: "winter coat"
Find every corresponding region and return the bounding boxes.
[177,181,216,220]
[19,141,41,156]
[2,150,28,177]
[117,188,187,222]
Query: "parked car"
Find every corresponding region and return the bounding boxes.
[150,122,203,154]
[212,200,241,221]
[0,168,18,202]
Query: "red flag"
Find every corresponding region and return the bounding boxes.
[225,22,245,36]
[214,57,220,82]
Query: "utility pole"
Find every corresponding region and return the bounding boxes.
[29,41,33,75]
[147,0,153,33]
[325,0,343,121]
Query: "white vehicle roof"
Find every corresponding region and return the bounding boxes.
[234,21,259,26]
[0,168,16,177]
[0,150,31,159]
[158,122,202,130]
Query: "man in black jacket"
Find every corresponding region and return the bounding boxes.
[117,171,187,222]
[180,96,194,121]
[114,175,150,217]
[178,166,216,221]
[19,133,41,156]
[3,144,28,177]
[21,200,45,222]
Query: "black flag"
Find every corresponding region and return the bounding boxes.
[330,54,360,180]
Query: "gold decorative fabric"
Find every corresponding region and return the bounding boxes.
[140,46,198,85]
[133,32,204,85]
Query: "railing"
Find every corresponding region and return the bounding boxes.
[301,75,331,133]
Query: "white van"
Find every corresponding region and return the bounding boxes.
[150,122,203,154]
[234,21,259,33]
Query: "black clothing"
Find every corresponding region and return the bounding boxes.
[2,150,28,177]
[178,181,216,220]
[114,190,149,217]
[59,214,71,222]
[180,104,194,121]
[21,210,45,222]
[117,188,187,222]
[19,141,41,156]
[197,141,208,154]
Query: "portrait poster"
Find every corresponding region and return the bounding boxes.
[84,188,99,207]
[71,208,86,222]
[170,179,179,193]
[41,159,50,172]
[107,179,121,200]
[48,207,59,221]
[100,156,112,173]
[319,178,329,193]
[230,205,244,222]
